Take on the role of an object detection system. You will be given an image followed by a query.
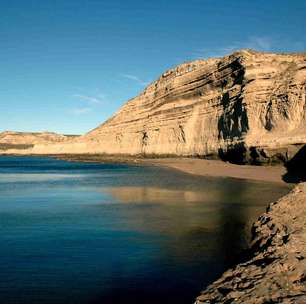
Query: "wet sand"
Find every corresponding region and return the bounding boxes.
[144,158,287,183]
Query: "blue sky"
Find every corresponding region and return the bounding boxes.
[1,0,305,134]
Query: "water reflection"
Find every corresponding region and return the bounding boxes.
[99,183,283,241]
[87,181,290,303]
[103,186,221,204]
[98,182,287,266]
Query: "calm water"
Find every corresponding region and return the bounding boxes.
[0,156,290,304]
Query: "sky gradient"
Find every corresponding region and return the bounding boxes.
[1,0,305,134]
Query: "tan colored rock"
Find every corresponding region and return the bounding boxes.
[195,183,306,304]
[82,49,306,158]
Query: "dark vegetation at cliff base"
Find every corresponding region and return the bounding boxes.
[0,143,34,150]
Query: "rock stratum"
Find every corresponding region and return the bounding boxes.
[196,183,306,304]
[9,49,305,164]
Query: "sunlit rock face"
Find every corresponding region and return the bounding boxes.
[19,50,306,161]
[83,50,306,158]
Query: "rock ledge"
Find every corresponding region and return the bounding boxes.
[196,183,306,303]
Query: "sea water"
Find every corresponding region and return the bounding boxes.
[0,156,290,304]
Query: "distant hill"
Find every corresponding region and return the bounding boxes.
[0,131,78,151]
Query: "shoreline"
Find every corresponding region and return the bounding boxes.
[50,154,289,184]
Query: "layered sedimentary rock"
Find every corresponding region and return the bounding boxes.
[195,183,306,304]
[7,49,306,162]
[0,131,76,150]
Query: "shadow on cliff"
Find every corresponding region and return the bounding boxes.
[217,56,249,142]
[283,145,306,183]
[218,93,249,142]
[217,90,250,165]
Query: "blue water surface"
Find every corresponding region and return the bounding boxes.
[0,156,290,304]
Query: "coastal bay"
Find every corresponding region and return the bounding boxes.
[0,156,291,304]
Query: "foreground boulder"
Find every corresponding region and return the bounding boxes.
[195,183,306,304]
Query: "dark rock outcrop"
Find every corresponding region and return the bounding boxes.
[283,145,306,182]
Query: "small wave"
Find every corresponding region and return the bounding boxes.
[0,173,85,183]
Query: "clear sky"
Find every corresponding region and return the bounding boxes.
[1,0,305,134]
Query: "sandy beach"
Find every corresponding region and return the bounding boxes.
[144,158,287,183]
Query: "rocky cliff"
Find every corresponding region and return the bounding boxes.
[7,50,306,162]
[84,49,306,161]
[195,183,306,304]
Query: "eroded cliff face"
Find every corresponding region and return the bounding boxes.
[10,50,306,160]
